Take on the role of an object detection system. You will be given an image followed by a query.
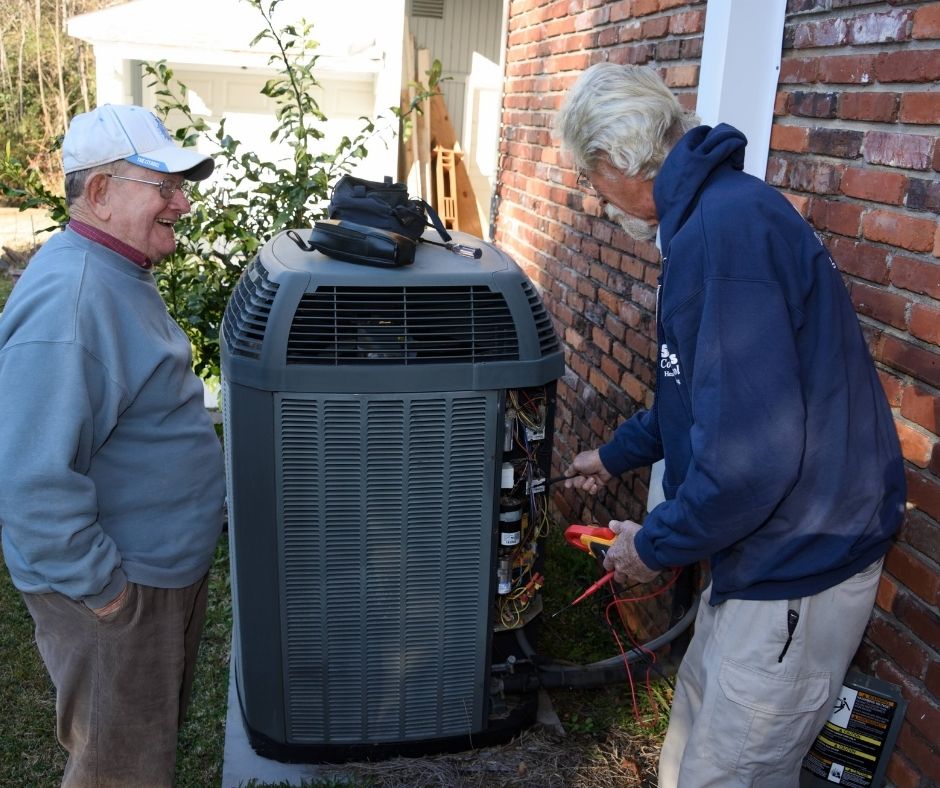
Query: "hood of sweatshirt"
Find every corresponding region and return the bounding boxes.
[653,123,747,251]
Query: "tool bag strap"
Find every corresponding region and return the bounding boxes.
[412,197,452,243]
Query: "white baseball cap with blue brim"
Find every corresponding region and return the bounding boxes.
[62,104,214,181]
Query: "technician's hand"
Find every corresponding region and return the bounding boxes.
[603,520,660,585]
[563,449,612,495]
[90,584,130,618]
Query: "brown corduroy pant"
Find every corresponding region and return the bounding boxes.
[22,576,209,788]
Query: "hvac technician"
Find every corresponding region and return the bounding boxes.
[558,64,905,787]
[0,105,225,786]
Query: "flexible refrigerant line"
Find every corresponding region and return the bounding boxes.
[501,590,700,692]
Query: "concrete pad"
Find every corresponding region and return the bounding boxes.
[220,643,560,786]
[221,653,336,787]
[536,689,565,737]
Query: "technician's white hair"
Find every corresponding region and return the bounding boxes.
[555,63,699,179]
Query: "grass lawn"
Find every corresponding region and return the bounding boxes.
[0,535,233,788]
[0,273,13,311]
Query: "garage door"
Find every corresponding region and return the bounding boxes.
[147,66,376,174]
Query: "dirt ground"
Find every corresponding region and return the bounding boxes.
[313,724,663,788]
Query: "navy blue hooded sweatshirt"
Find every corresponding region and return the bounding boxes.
[598,124,906,605]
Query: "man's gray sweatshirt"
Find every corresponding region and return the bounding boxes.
[0,228,225,608]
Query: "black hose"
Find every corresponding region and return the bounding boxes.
[499,590,700,693]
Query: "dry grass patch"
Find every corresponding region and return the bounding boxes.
[297,723,664,788]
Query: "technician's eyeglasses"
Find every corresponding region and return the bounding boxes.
[577,170,596,196]
[107,174,193,201]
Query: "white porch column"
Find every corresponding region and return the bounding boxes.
[696,0,788,179]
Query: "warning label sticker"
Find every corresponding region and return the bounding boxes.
[802,684,899,786]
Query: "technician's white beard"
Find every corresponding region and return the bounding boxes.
[606,203,658,242]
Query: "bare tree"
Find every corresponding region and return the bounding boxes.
[0,25,11,125]
[63,0,90,112]
[17,12,26,119]
[0,0,111,193]
[52,0,68,134]
[76,38,89,113]
[33,0,52,136]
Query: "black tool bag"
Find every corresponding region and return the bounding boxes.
[288,220,415,268]
[328,175,431,242]
[288,175,482,266]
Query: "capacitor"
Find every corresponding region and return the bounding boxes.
[498,497,523,548]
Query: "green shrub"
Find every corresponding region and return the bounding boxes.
[147,0,434,380]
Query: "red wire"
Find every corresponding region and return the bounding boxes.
[601,567,683,727]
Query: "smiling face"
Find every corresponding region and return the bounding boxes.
[66,162,193,264]
[102,164,191,263]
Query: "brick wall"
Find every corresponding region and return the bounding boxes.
[493,0,939,784]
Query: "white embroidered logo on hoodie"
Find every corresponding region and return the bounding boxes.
[660,343,681,383]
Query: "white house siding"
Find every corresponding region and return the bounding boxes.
[68,0,406,182]
[145,67,377,176]
[408,0,506,232]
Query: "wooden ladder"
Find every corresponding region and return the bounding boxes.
[433,144,460,231]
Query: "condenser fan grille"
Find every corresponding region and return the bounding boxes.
[276,392,493,742]
[521,280,561,356]
[286,285,519,364]
[222,259,279,359]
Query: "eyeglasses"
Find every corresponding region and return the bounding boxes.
[107,174,192,201]
[577,170,598,198]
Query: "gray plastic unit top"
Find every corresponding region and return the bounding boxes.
[221,229,564,394]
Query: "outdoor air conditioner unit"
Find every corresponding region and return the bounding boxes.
[220,227,564,762]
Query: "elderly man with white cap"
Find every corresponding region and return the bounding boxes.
[0,105,225,786]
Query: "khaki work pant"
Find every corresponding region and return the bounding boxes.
[659,559,883,788]
[23,576,209,788]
